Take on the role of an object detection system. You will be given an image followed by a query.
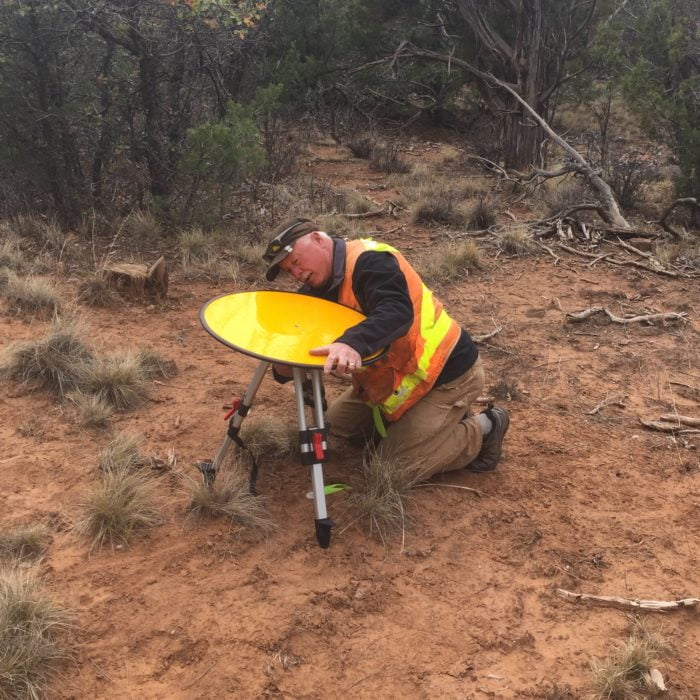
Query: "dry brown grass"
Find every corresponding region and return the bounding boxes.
[0,565,72,700]
[122,210,161,240]
[2,273,64,319]
[463,197,498,230]
[135,347,177,380]
[182,255,240,283]
[1,319,93,399]
[369,143,410,174]
[98,432,151,472]
[78,352,149,410]
[412,185,467,227]
[495,226,537,256]
[590,619,670,699]
[0,235,25,272]
[347,447,418,543]
[74,469,163,551]
[346,192,375,214]
[77,275,117,308]
[178,228,211,266]
[0,525,49,562]
[390,162,433,190]
[185,472,275,538]
[419,240,484,284]
[66,391,114,429]
[240,417,298,461]
[345,133,376,159]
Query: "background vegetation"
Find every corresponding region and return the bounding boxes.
[0,0,696,231]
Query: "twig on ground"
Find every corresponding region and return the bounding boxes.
[536,241,560,264]
[584,395,627,415]
[556,588,699,611]
[473,326,504,343]
[414,483,483,497]
[183,660,218,690]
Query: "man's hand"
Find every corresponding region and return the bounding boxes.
[310,342,361,375]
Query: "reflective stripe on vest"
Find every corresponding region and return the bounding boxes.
[339,239,460,421]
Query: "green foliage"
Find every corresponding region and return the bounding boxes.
[595,0,699,196]
[180,100,265,224]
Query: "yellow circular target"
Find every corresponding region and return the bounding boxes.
[201,291,383,367]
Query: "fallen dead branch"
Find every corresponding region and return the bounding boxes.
[606,255,681,278]
[563,306,688,325]
[555,243,682,277]
[658,414,700,427]
[639,418,700,434]
[556,588,699,611]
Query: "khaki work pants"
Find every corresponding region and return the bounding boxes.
[327,357,485,480]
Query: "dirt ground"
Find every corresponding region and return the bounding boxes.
[2,139,699,698]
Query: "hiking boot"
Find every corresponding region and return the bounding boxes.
[467,405,509,472]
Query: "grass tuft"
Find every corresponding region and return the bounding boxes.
[79,352,148,410]
[123,210,161,239]
[0,525,49,562]
[3,273,63,319]
[369,143,410,174]
[2,320,93,399]
[178,228,212,266]
[346,133,376,159]
[74,469,163,550]
[0,565,72,699]
[590,620,670,699]
[185,472,275,538]
[496,226,537,256]
[66,391,114,429]
[0,235,25,272]
[464,197,498,230]
[77,275,117,308]
[240,417,298,461]
[98,432,151,472]
[412,186,467,227]
[135,347,177,379]
[419,240,483,284]
[348,447,418,542]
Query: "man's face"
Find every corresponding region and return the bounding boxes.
[279,231,332,288]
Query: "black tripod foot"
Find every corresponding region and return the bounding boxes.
[315,517,334,549]
[196,460,217,488]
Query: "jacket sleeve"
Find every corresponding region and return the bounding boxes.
[334,251,414,357]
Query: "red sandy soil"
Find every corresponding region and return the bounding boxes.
[1,139,699,699]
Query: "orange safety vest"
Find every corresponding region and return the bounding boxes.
[338,239,461,422]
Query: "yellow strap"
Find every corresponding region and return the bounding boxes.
[372,404,388,438]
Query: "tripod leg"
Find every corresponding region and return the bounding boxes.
[198,360,270,487]
[293,367,332,548]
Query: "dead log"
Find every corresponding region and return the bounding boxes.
[556,588,699,612]
[103,255,168,299]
